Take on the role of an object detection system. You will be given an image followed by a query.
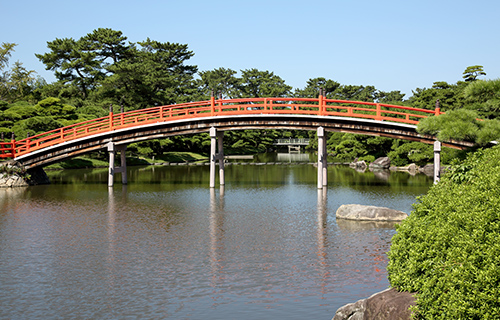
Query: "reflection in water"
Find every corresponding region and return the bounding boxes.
[276,153,311,162]
[209,186,225,288]
[316,187,328,297]
[336,218,400,231]
[0,165,432,319]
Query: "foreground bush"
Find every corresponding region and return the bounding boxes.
[388,145,500,319]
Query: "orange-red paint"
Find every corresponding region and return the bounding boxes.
[0,97,442,159]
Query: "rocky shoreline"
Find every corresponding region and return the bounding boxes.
[350,156,442,177]
[333,202,413,319]
[0,161,50,188]
[332,288,416,320]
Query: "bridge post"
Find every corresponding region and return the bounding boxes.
[209,127,225,188]
[107,142,127,187]
[434,140,441,184]
[217,130,225,186]
[317,127,327,188]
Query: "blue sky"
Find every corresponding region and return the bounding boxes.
[2,0,499,98]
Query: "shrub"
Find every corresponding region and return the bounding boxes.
[387,145,500,319]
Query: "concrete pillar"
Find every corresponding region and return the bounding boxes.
[322,130,328,187]
[209,127,225,188]
[210,127,217,188]
[119,145,127,185]
[217,130,225,186]
[317,127,326,188]
[108,142,127,187]
[434,140,441,184]
[108,144,115,187]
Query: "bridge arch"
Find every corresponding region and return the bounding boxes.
[12,114,471,170]
[0,97,476,186]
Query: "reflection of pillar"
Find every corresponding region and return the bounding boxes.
[107,142,127,187]
[210,127,225,188]
[433,140,441,184]
[107,187,116,267]
[316,187,328,295]
[317,127,327,188]
[209,186,225,287]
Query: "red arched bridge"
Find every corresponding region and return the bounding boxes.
[0,96,474,187]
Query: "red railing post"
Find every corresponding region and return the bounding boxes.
[435,99,441,116]
[10,133,15,158]
[211,93,215,116]
[318,89,324,116]
[26,133,31,151]
[376,103,382,120]
[109,104,114,130]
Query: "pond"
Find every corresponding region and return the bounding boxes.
[0,163,432,319]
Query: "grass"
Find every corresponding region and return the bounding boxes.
[45,152,208,170]
[156,152,208,163]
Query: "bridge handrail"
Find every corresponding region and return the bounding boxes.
[0,97,443,159]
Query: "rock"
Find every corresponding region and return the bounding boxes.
[335,204,408,221]
[333,298,366,320]
[349,160,367,169]
[369,157,391,170]
[0,172,28,188]
[0,160,50,187]
[332,288,416,320]
[407,163,417,173]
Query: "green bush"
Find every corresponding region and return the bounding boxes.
[387,145,500,319]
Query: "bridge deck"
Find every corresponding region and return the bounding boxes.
[0,96,474,169]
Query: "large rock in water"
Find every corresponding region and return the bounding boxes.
[336,204,408,221]
[332,288,416,320]
[369,157,391,170]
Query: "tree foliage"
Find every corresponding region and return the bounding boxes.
[463,78,500,119]
[463,65,486,82]
[417,109,500,145]
[1,29,499,162]
[36,28,198,109]
[388,145,500,319]
[0,42,40,103]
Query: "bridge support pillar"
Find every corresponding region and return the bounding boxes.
[317,127,328,188]
[433,140,441,184]
[108,142,127,187]
[210,127,225,188]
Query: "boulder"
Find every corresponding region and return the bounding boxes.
[335,204,408,221]
[0,160,50,187]
[332,288,416,320]
[369,157,391,170]
[0,172,29,188]
[349,160,367,169]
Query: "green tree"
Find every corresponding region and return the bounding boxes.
[36,37,103,101]
[377,90,406,104]
[37,28,198,109]
[463,78,500,119]
[0,42,16,70]
[0,43,40,103]
[417,109,500,145]
[408,81,466,111]
[462,65,486,82]
[197,67,240,99]
[294,77,340,98]
[239,69,292,98]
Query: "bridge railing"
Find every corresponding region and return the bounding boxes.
[274,138,311,145]
[0,97,442,159]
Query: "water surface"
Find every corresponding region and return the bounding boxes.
[0,164,431,319]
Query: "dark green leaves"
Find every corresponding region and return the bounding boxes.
[388,145,500,319]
